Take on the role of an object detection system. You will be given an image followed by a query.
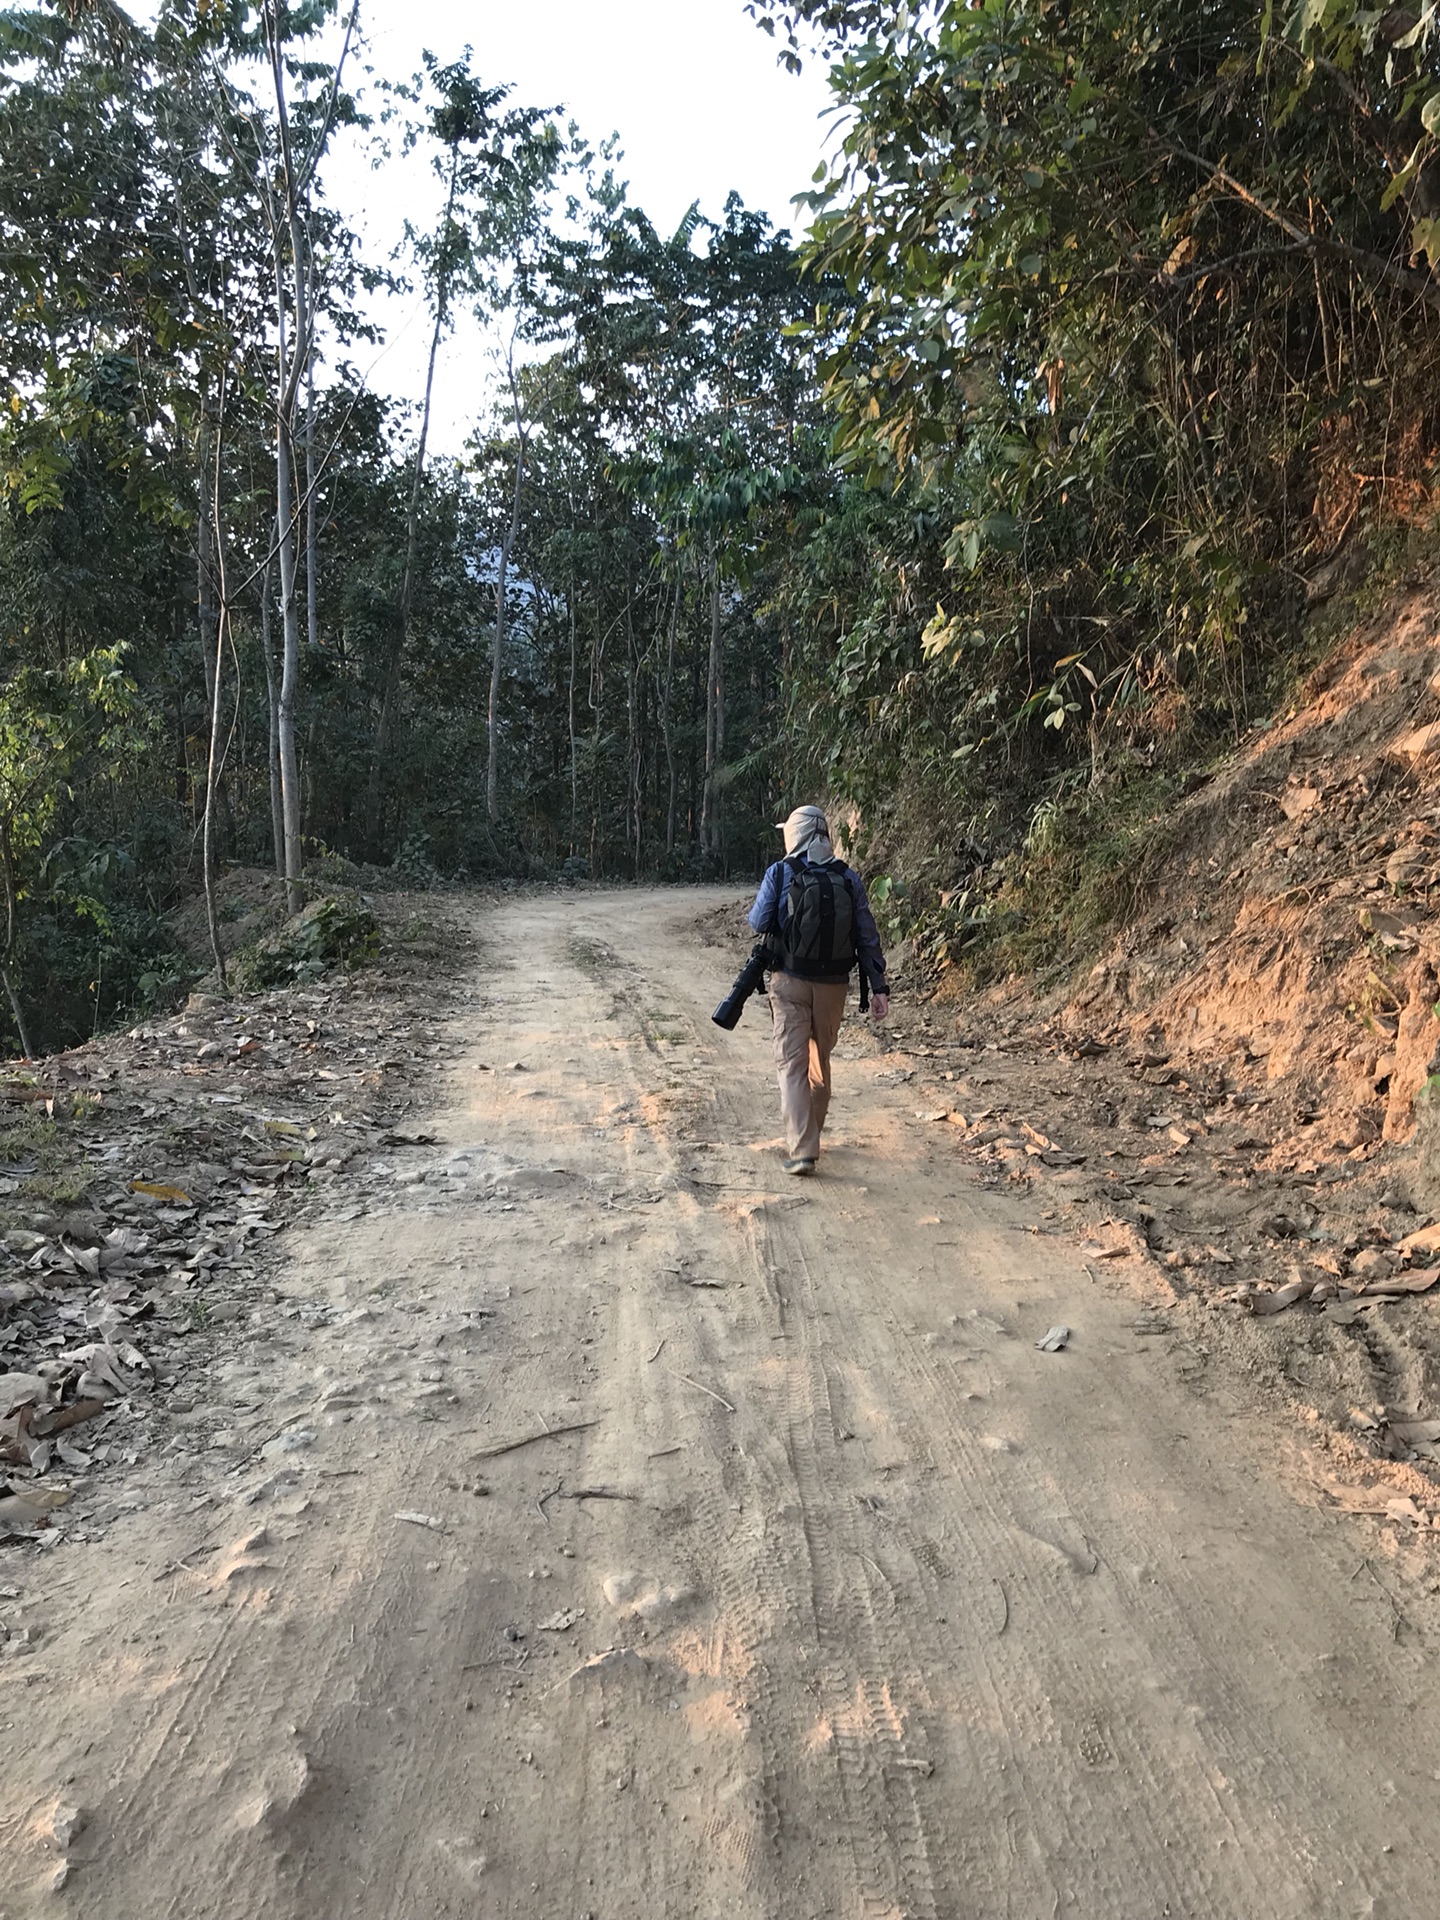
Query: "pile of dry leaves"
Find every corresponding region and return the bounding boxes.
[0,897,476,1544]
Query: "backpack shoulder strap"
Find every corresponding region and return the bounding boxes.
[766,857,802,937]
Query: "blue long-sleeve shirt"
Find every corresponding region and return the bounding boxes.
[748,855,888,991]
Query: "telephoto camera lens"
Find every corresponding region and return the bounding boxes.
[712,946,770,1029]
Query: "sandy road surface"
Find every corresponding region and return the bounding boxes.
[6,887,1440,1919]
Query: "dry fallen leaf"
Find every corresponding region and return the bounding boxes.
[1323,1479,1394,1514]
[1241,1279,1312,1316]
[0,1373,50,1420]
[0,1485,71,1532]
[537,1607,584,1632]
[1360,1266,1440,1297]
[1385,1496,1425,1525]
[1324,1299,1377,1326]
[1279,784,1322,821]
[393,1510,447,1533]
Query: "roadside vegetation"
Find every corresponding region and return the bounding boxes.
[3,0,1439,1052]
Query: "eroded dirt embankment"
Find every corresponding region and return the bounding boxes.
[906,583,1440,1536]
[1074,586,1440,1163]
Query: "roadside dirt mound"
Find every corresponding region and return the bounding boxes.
[167,865,289,962]
[1070,585,1440,1173]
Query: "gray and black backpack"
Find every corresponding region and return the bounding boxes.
[774,857,859,980]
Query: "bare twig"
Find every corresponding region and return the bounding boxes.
[537,1479,563,1523]
[1362,1557,1405,1641]
[1165,139,1440,313]
[470,1418,600,1462]
[462,1650,531,1673]
[666,1369,736,1414]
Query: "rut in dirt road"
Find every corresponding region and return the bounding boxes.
[5,886,1440,1920]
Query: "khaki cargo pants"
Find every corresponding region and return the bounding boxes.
[768,970,849,1161]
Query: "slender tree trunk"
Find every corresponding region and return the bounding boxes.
[568,572,579,857]
[589,584,603,874]
[197,408,217,710]
[624,589,640,872]
[200,376,231,990]
[201,606,230,991]
[261,548,284,876]
[272,247,305,913]
[259,0,358,908]
[661,577,679,855]
[700,547,725,859]
[0,831,34,1059]
[487,355,528,824]
[366,145,463,850]
[305,332,319,654]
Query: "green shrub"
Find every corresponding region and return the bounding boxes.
[235,894,380,988]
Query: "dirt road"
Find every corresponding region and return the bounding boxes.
[6,887,1440,1919]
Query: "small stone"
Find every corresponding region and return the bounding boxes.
[46,1802,87,1850]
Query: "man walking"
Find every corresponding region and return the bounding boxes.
[748,805,890,1175]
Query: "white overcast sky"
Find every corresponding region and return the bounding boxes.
[333,0,838,453]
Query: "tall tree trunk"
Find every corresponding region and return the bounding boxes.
[624,590,640,872]
[0,829,34,1060]
[366,144,463,851]
[305,330,319,654]
[700,547,725,859]
[568,570,579,857]
[200,378,231,989]
[261,547,284,876]
[196,407,217,710]
[272,238,305,914]
[661,577,679,855]
[487,354,528,824]
[259,0,358,910]
[201,605,230,992]
[589,584,603,874]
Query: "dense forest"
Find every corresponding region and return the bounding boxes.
[3,0,1438,1051]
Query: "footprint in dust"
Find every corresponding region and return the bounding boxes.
[435,1834,490,1886]
[601,1570,699,1621]
[234,1748,314,1831]
[1074,1711,1119,1771]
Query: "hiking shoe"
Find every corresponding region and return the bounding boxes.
[783,1157,817,1176]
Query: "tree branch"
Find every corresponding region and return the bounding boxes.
[1165,140,1440,314]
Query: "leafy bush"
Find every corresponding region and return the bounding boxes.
[235,894,380,988]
